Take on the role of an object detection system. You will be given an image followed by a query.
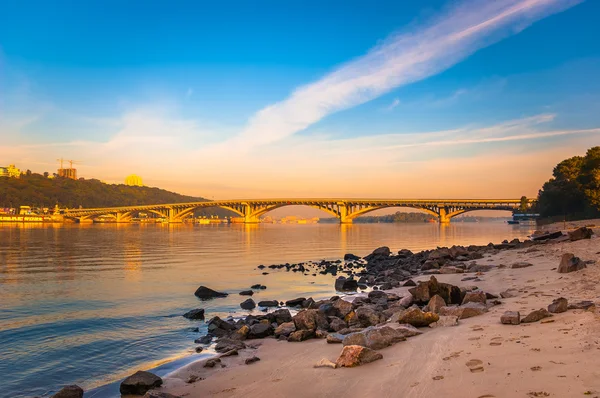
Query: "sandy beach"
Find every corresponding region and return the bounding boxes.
[153,222,600,398]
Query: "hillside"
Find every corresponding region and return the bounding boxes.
[0,173,234,217]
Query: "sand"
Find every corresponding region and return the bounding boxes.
[158,225,600,398]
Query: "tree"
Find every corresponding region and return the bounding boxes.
[518,196,529,212]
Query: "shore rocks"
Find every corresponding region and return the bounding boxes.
[344,253,361,261]
[511,262,533,269]
[120,371,163,396]
[548,298,568,313]
[531,230,563,241]
[501,311,520,325]
[215,338,246,353]
[257,300,279,307]
[285,297,306,307]
[314,358,337,369]
[342,326,406,350]
[327,333,345,344]
[397,307,439,327]
[521,308,552,323]
[194,286,228,299]
[293,309,328,331]
[239,290,254,296]
[334,276,358,291]
[204,358,221,368]
[248,323,272,339]
[240,298,256,310]
[461,291,486,305]
[336,345,383,368]
[568,301,595,310]
[427,295,446,314]
[182,309,205,320]
[51,385,84,398]
[429,315,458,328]
[558,253,586,273]
[408,276,462,305]
[288,330,314,342]
[245,356,260,365]
[274,322,296,337]
[355,306,382,327]
[568,226,593,241]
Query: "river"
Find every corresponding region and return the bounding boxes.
[0,222,536,397]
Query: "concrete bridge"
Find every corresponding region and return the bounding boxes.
[61,198,533,224]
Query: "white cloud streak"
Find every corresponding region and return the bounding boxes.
[223,0,581,151]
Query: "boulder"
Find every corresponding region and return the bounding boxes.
[403,279,417,287]
[214,338,246,353]
[257,300,279,308]
[408,276,462,305]
[558,253,586,273]
[336,345,383,368]
[531,230,563,241]
[328,318,347,332]
[194,286,228,299]
[195,335,212,344]
[344,253,361,261]
[120,371,163,396]
[500,311,520,325]
[459,302,488,319]
[334,277,358,291]
[461,291,487,306]
[342,326,406,350]
[245,356,260,365]
[271,308,293,324]
[568,301,595,310]
[568,226,593,241]
[240,298,256,310]
[285,297,306,307]
[314,358,337,369]
[511,262,533,269]
[232,325,249,340]
[399,294,414,307]
[293,309,328,331]
[368,290,388,300]
[182,309,205,320]
[397,307,439,327]
[52,385,84,398]
[204,358,221,368]
[332,299,354,317]
[274,321,296,337]
[326,333,345,344]
[371,246,391,257]
[428,315,458,328]
[500,289,519,298]
[239,290,254,296]
[427,295,446,314]
[521,308,552,323]
[548,298,568,314]
[248,323,272,339]
[287,330,314,342]
[355,306,382,327]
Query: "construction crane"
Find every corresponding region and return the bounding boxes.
[57,159,81,170]
[57,158,64,169]
[68,160,80,169]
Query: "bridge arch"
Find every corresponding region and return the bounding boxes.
[244,203,341,223]
[344,205,440,222]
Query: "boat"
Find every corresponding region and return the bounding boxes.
[507,220,520,225]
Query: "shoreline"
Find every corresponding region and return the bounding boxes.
[152,220,599,398]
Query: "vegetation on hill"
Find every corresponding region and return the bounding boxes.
[0,173,234,217]
[537,146,600,219]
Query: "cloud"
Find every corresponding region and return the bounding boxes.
[384,98,401,111]
[221,0,581,151]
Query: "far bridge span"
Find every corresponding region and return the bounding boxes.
[62,198,533,224]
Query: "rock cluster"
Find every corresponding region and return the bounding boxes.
[119,371,163,396]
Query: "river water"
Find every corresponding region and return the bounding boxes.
[0,222,536,397]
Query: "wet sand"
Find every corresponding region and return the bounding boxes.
[157,222,600,398]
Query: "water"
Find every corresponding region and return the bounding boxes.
[0,222,536,397]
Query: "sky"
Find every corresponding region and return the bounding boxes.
[1,0,599,202]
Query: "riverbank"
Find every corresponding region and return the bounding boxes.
[154,225,600,398]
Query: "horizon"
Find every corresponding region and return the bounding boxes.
[2,0,599,200]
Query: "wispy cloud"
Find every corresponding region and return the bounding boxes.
[222,0,581,151]
[384,98,401,111]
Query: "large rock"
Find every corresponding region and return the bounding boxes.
[207,316,237,336]
[120,371,163,396]
[271,308,293,324]
[521,308,552,323]
[336,345,383,368]
[558,253,586,273]
[274,321,296,337]
[214,338,246,353]
[568,227,593,241]
[408,276,462,305]
[344,253,361,261]
[52,385,84,398]
[548,298,568,314]
[285,297,306,307]
[194,286,228,299]
[342,326,406,350]
[399,294,414,307]
[461,291,486,305]
[396,324,423,337]
[182,309,205,320]
[397,307,439,327]
[327,333,345,344]
[293,309,328,331]
[355,306,382,327]
[247,323,272,339]
[328,317,347,332]
[287,329,314,342]
[257,300,279,308]
[371,246,391,257]
[334,277,358,291]
[240,298,256,310]
[439,303,487,319]
[500,311,520,325]
[333,299,354,317]
[427,295,446,314]
[511,262,533,269]
[429,315,458,328]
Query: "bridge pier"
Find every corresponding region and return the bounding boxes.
[438,208,451,224]
[338,203,353,224]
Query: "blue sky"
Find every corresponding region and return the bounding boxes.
[1,0,599,199]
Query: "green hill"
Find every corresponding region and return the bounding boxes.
[0,173,234,217]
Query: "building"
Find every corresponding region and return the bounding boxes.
[58,168,77,179]
[0,164,21,178]
[125,174,143,187]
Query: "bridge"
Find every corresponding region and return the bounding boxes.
[61,198,533,224]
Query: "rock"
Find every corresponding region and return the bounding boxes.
[195,346,204,353]
[395,324,423,337]
[239,290,254,296]
[287,329,314,342]
[336,345,383,368]
[344,253,361,261]
[558,253,586,273]
[314,358,337,369]
[248,323,272,339]
[568,301,595,310]
[568,226,593,241]
[408,276,462,305]
[531,230,563,241]
[327,333,345,344]
[461,291,487,305]
[500,311,520,325]
[194,286,228,299]
[521,308,552,323]
[355,306,382,327]
[371,246,391,257]
[334,276,358,291]
[285,297,306,307]
[182,308,205,320]
[293,309,327,331]
[245,356,260,365]
[240,298,256,310]
[120,371,163,396]
[403,279,417,287]
[257,300,279,307]
[215,338,246,353]
[274,321,296,337]
[500,289,519,298]
[195,335,212,344]
[232,325,249,341]
[51,385,84,398]
[467,264,494,273]
[429,315,458,328]
[342,326,406,350]
[143,391,181,398]
[460,302,488,319]
[251,284,265,289]
[207,316,237,336]
[427,295,446,314]
[368,290,388,300]
[511,262,533,269]
[548,298,568,314]
[399,294,414,307]
[332,299,354,317]
[219,349,239,357]
[204,358,221,368]
[271,308,293,324]
[397,307,439,327]
[328,318,347,332]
